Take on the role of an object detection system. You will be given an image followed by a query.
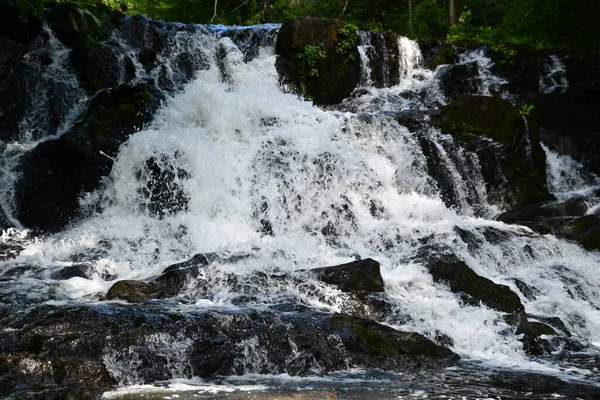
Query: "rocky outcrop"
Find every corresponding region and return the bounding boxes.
[15,83,161,232]
[497,197,600,251]
[276,17,360,105]
[432,95,553,209]
[0,304,458,396]
[415,246,524,314]
[312,258,384,294]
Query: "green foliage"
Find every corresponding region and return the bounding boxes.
[446,10,494,44]
[518,104,535,117]
[491,44,516,66]
[298,44,326,77]
[335,23,359,61]
[7,0,44,18]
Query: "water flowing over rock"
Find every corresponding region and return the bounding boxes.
[1,10,600,400]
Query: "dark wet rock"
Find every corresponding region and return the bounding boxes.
[435,61,481,101]
[0,353,115,397]
[534,53,600,176]
[276,17,361,105]
[511,279,538,301]
[50,264,95,280]
[415,246,524,313]
[433,95,552,208]
[15,83,161,232]
[0,38,28,142]
[70,42,122,92]
[0,242,23,262]
[488,44,545,95]
[491,371,600,397]
[312,258,384,294]
[516,318,557,355]
[560,215,600,252]
[0,304,458,395]
[138,47,157,72]
[46,2,108,51]
[497,197,588,224]
[106,280,162,302]
[420,41,458,70]
[0,2,42,46]
[526,314,571,337]
[137,153,190,218]
[361,31,403,88]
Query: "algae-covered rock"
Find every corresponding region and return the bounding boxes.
[416,246,524,313]
[106,280,162,302]
[15,83,161,232]
[312,258,384,294]
[561,215,600,252]
[276,17,360,105]
[432,95,552,208]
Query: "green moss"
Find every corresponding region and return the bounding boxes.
[436,96,518,146]
[331,315,398,356]
[353,324,397,356]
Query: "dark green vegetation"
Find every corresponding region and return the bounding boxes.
[6,1,600,54]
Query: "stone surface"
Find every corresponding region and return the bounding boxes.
[276,17,361,105]
[0,304,458,396]
[415,246,524,313]
[312,258,384,293]
[433,95,552,208]
[15,83,161,232]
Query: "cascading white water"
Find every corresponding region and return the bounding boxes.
[457,49,508,98]
[540,55,568,94]
[2,24,600,387]
[542,143,600,199]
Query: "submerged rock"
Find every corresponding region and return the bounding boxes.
[491,371,600,397]
[15,83,161,232]
[276,17,360,105]
[312,258,384,293]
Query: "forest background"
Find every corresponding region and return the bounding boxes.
[6,0,600,55]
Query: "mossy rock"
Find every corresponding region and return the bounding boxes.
[328,314,458,366]
[432,95,552,208]
[434,96,519,145]
[561,215,600,251]
[106,280,162,302]
[275,17,361,105]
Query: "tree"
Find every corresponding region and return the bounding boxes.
[449,0,456,25]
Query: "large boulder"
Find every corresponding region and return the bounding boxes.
[276,17,361,105]
[432,95,553,209]
[15,83,161,232]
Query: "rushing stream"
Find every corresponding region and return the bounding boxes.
[1,17,599,399]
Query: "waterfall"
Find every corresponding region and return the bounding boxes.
[1,18,600,397]
[540,54,569,94]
